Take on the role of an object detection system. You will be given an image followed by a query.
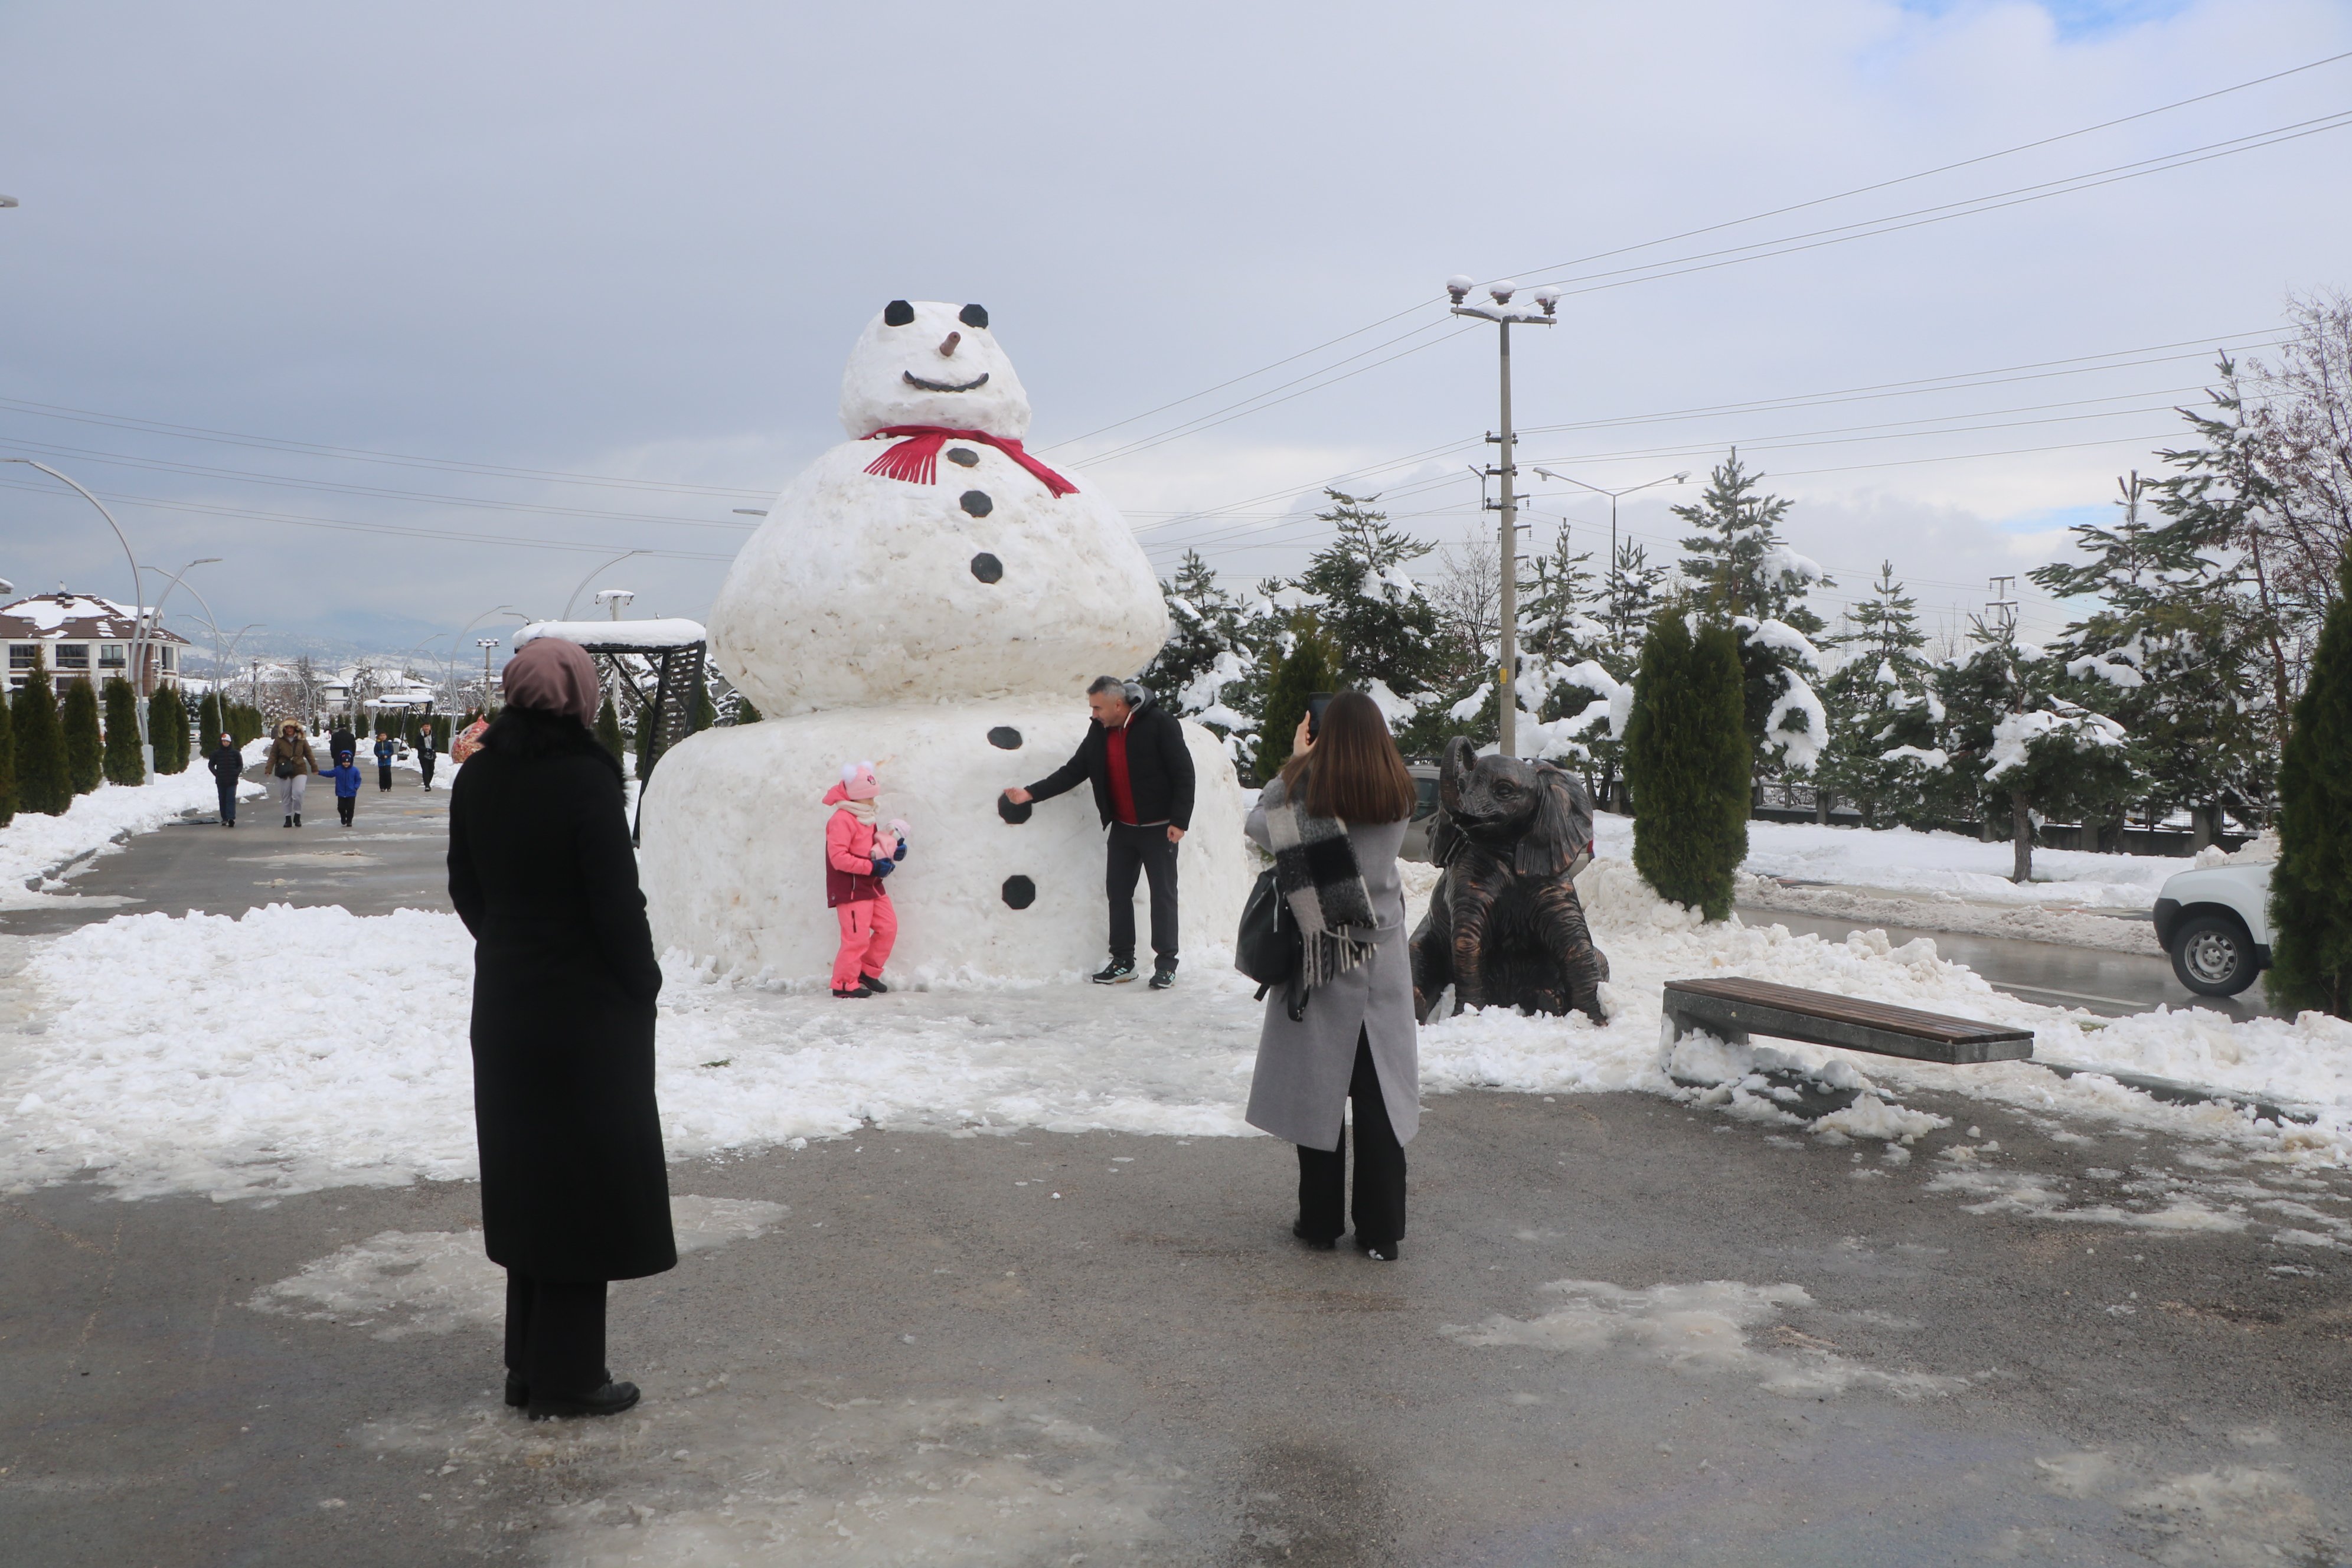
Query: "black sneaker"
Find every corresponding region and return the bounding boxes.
[1149,961,1178,991]
[1092,961,1137,985]
[860,974,890,995]
[1355,1237,1401,1262]
[832,984,872,999]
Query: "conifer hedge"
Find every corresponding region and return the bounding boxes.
[102,678,144,786]
[1624,607,1750,920]
[596,694,625,762]
[62,677,103,795]
[1253,622,1336,786]
[11,653,72,816]
[2271,557,2352,1017]
[0,696,16,827]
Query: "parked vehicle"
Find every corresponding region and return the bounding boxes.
[2152,863,2272,998]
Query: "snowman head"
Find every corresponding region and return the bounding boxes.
[838,300,1031,441]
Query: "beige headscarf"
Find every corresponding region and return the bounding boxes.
[501,638,600,727]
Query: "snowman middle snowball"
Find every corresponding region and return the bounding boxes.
[707,300,1166,717]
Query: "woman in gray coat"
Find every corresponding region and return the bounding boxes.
[1244,691,1420,1260]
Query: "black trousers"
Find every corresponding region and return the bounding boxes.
[419,758,436,789]
[377,763,394,791]
[1105,821,1179,963]
[337,795,356,825]
[216,782,237,825]
[1296,1032,1407,1246]
[504,1272,606,1397]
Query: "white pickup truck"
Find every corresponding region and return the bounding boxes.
[2152,862,2272,998]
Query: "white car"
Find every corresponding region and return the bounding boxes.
[2152,862,2272,998]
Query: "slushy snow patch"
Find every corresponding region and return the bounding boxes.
[0,740,266,906]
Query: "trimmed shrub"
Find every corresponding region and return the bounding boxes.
[2271,556,2352,1017]
[1252,622,1336,786]
[62,677,103,795]
[11,652,72,816]
[102,678,146,786]
[596,694,625,762]
[0,695,16,827]
[1624,607,1750,920]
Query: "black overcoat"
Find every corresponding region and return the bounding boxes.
[447,707,677,1283]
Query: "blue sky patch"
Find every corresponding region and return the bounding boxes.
[1897,0,2194,40]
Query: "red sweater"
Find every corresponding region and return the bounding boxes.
[1105,726,1138,825]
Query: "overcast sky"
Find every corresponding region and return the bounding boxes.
[3,0,2348,669]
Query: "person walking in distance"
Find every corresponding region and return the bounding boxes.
[447,638,673,1420]
[206,731,244,828]
[416,723,440,791]
[331,718,358,771]
[1243,692,1420,1262]
[1001,677,1195,989]
[374,730,397,792]
[324,749,364,827]
[266,720,318,828]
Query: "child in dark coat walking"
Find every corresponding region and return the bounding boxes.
[374,733,397,792]
[325,751,365,826]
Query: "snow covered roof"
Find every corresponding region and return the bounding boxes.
[511,618,708,652]
[0,592,188,643]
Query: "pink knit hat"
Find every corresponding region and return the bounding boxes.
[502,638,600,727]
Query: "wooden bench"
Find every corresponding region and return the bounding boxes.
[1661,976,2035,1066]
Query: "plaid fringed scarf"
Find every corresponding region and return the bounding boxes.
[1259,777,1378,989]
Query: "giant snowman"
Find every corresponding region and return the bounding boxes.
[639,299,1250,984]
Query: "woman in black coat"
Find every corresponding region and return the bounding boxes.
[447,638,674,1419]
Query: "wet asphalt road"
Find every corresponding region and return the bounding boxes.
[2,789,2346,1564]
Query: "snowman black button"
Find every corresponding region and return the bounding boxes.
[988,726,1023,750]
[960,490,992,517]
[947,447,979,468]
[970,552,1003,583]
[1001,875,1036,909]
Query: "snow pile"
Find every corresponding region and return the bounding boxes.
[1442,1277,1965,1399]
[511,618,708,652]
[5,852,2350,1203]
[0,739,266,906]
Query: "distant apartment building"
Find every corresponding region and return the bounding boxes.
[0,592,190,696]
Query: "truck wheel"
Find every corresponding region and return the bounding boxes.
[2170,913,2257,997]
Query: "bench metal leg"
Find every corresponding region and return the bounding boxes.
[1660,1008,1749,1053]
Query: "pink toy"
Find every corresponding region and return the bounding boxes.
[824,760,903,996]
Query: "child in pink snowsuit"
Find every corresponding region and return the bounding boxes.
[824,761,908,999]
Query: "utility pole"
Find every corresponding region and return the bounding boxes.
[1448,276,1559,755]
[478,638,501,710]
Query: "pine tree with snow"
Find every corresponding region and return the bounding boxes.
[2033,468,2276,842]
[1672,450,1832,789]
[61,677,103,796]
[1936,610,2137,882]
[1624,607,1750,919]
[0,695,15,828]
[1143,550,1262,759]
[1815,563,1944,826]
[1292,490,1441,703]
[11,651,72,816]
[1252,620,1335,786]
[2269,556,2352,1016]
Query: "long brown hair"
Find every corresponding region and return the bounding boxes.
[1280,690,1416,823]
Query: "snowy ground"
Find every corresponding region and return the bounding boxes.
[3,854,2346,1213]
[1586,814,2271,955]
[0,739,267,907]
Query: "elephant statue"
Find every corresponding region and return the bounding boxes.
[1409,736,1610,1023]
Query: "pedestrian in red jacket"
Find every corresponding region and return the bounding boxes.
[825,760,908,998]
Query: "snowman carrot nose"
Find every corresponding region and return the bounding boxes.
[938,331,961,358]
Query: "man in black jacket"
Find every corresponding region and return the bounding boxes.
[205,732,244,827]
[1004,677,1195,989]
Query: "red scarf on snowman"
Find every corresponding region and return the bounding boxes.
[861,426,1078,498]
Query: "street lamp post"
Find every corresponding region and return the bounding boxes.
[1,458,167,778]
[444,606,522,705]
[132,558,220,774]
[1447,276,1560,756]
[1530,467,1690,658]
[477,638,502,710]
[562,550,643,621]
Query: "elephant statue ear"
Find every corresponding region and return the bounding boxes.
[1515,763,1593,879]
[1439,735,1477,816]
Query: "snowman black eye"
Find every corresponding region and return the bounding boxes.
[883,300,915,326]
[959,303,989,329]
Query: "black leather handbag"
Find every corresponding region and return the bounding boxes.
[1234,867,1307,1019]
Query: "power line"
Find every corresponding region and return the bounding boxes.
[0,476,737,561]
[0,435,760,533]
[0,394,773,499]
